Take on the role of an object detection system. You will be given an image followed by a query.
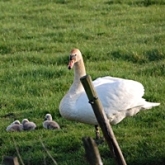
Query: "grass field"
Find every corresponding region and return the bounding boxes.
[0,0,165,164]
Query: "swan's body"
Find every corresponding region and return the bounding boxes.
[59,49,160,128]
[43,114,60,129]
[6,120,23,132]
[22,119,36,131]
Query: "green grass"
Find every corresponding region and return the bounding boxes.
[0,0,165,164]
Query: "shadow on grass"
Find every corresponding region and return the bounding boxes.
[110,49,165,64]
[129,153,165,165]
[105,0,165,6]
[54,0,70,4]
[137,63,165,76]
[0,45,12,55]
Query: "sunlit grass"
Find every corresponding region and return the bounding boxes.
[0,0,165,164]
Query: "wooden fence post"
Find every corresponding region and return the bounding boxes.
[82,137,103,165]
[80,75,127,165]
[2,156,19,165]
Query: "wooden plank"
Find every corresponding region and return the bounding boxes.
[82,137,103,165]
[80,75,127,165]
[2,156,19,165]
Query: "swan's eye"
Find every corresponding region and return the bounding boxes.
[69,54,77,61]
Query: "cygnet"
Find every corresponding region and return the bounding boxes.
[6,120,23,132]
[43,114,60,130]
[22,119,36,131]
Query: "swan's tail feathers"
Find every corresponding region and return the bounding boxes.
[142,102,160,110]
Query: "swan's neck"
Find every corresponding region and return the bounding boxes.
[69,58,86,94]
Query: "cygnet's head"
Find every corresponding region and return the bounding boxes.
[13,120,21,125]
[44,114,53,121]
[22,119,29,125]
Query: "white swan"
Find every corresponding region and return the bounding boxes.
[22,119,36,131]
[59,48,160,137]
[6,120,23,132]
[43,114,60,130]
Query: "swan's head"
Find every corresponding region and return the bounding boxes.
[44,113,52,121]
[68,48,82,69]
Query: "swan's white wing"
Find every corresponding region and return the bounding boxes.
[75,77,145,125]
[94,77,145,111]
[93,76,144,97]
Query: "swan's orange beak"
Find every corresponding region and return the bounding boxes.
[68,60,74,69]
